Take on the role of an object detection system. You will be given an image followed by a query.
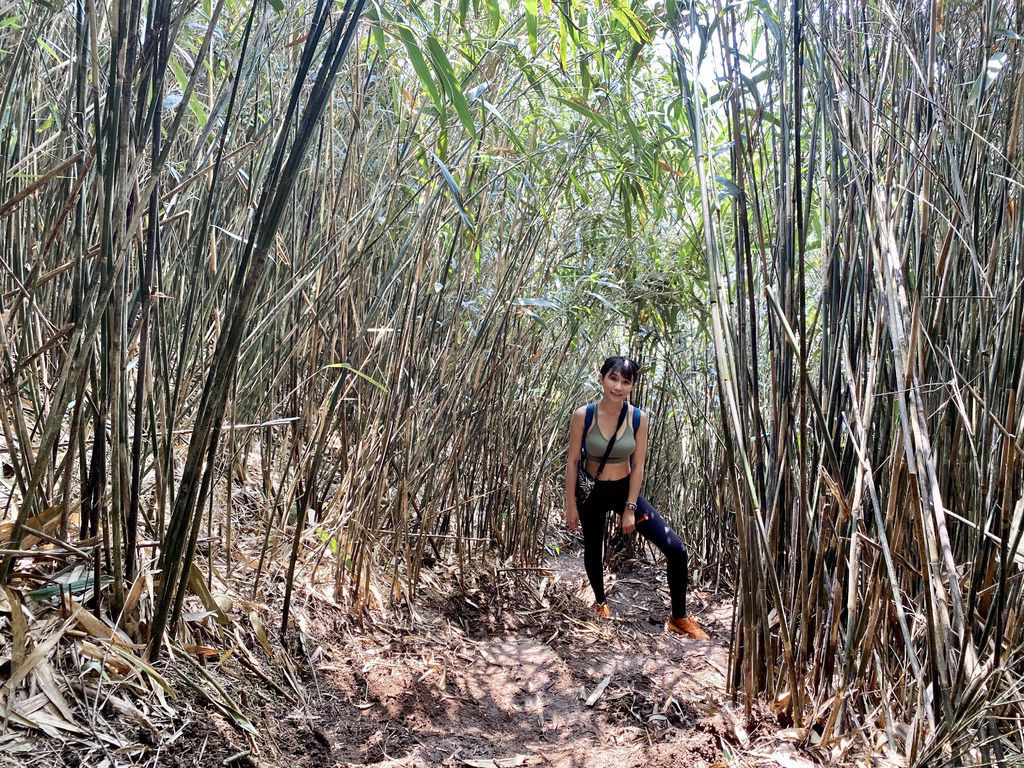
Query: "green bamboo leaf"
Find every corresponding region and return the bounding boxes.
[431,152,475,230]
[552,95,613,132]
[36,37,62,63]
[715,175,741,200]
[969,52,1008,103]
[568,171,591,204]
[365,3,387,58]
[739,73,761,100]
[316,527,339,555]
[521,61,545,97]
[610,0,650,44]
[398,25,442,113]
[425,36,476,137]
[585,290,621,314]
[168,56,189,92]
[26,576,114,600]
[622,108,644,149]
[698,13,726,67]
[324,363,389,392]
[750,0,780,41]
[526,0,538,56]
[625,40,645,77]
[188,95,208,124]
[482,100,530,160]
[622,183,634,238]
[372,23,387,59]
[484,0,500,32]
[514,297,559,309]
[168,57,207,123]
[558,14,568,70]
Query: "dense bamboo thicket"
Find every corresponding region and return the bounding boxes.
[674,0,1024,763]
[5,0,1020,763]
[0,0,724,677]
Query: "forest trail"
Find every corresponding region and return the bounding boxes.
[163,547,810,768]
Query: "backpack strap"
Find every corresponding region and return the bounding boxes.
[583,403,596,436]
[581,403,596,460]
[629,406,643,464]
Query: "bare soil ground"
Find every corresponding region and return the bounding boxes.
[287,559,733,768]
[2,541,818,768]
[152,548,812,768]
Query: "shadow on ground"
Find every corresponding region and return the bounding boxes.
[251,550,733,768]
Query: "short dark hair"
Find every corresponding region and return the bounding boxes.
[600,356,640,383]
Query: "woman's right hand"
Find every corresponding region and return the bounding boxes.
[566,505,580,531]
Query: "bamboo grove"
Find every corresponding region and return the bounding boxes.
[673,0,1024,763]
[1,0,1022,763]
[0,0,724,667]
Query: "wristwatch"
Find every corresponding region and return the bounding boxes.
[625,501,638,511]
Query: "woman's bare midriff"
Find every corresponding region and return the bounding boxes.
[585,458,631,482]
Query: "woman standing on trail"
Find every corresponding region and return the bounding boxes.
[565,356,708,640]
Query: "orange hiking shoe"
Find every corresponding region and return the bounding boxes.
[667,615,709,640]
[594,602,612,619]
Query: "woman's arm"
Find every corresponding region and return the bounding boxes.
[622,408,648,534]
[565,407,585,530]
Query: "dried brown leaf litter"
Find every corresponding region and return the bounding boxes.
[0,520,898,768]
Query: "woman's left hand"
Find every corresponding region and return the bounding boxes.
[622,509,636,535]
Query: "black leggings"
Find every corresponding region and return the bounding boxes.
[580,477,690,618]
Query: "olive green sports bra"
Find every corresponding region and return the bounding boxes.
[583,407,637,464]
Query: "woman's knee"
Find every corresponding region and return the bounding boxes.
[659,530,685,561]
[672,537,688,567]
[636,498,687,562]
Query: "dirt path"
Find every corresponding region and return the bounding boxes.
[3,541,820,768]
[243,550,743,768]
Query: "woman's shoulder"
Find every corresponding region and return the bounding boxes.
[567,406,585,436]
[571,403,592,420]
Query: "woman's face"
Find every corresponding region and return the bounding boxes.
[600,369,634,401]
